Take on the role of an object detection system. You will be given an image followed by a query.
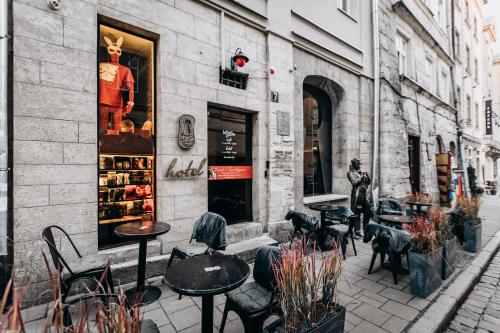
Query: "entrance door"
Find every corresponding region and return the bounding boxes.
[207,108,253,224]
[408,135,420,193]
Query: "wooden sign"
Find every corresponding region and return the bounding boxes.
[165,158,206,178]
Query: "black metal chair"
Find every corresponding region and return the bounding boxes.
[373,198,403,223]
[42,226,114,324]
[166,212,227,299]
[364,224,411,285]
[323,206,358,259]
[219,245,281,333]
[285,210,320,249]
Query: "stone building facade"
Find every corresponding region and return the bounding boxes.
[8,0,375,303]
[378,0,458,199]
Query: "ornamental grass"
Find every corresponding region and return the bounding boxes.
[428,206,452,244]
[0,252,142,333]
[273,239,342,333]
[457,196,481,222]
[404,216,439,255]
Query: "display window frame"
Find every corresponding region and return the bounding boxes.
[96,19,158,250]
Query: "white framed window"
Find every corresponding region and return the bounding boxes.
[438,0,446,30]
[465,45,471,73]
[466,95,471,124]
[456,86,462,110]
[473,16,478,38]
[465,1,470,24]
[455,31,461,61]
[396,33,409,75]
[425,56,434,90]
[338,0,350,13]
[475,102,479,128]
[474,58,479,81]
[438,69,448,101]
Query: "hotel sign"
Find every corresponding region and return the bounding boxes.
[485,100,493,135]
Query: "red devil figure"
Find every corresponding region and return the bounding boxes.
[99,36,135,131]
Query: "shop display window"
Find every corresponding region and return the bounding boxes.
[98,24,156,248]
[207,108,253,224]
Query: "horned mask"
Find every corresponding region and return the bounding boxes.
[104,36,123,61]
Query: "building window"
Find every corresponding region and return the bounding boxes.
[473,16,478,38]
[465,45,471,73]
[456,86,462,110]
[438,69,448,101]
[455,31,461,61]
[396,33,408,75]
[338,0,350,13]
[98,24,156,249]
[465,1,470,24]
[438,0,446,30]
[303,84,332,197]
[475,103,479,129]
[425,56,434,91]
[466,95,472,124]
[474,58,479,81]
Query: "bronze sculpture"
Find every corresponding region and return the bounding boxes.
[347,158,373,236]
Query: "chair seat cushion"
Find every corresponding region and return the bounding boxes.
[61,254,109,280]
[226,281,273,314]
[325,224,349,235]
[175,242,208,257]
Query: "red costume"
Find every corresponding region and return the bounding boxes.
[99,36,135,131]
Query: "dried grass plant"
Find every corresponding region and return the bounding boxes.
[404,216,439,255]
[457,196,481,223]
[428,206,452,244]
[0,252,142,333]
[273,239,343,332]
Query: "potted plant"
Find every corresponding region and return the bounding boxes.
[428,207,457,280]
[264,240,345,333]
[404,217,442,298]
[457,196,482,253]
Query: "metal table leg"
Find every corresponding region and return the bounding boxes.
[201,295,214,333]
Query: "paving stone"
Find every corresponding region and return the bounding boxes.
[350,320,388,333]
[457,308,481,321]
[379,287,413,304]
[360,289,389,304]
[160,296,196,314]
[383,315,409,333]
[406,296,430,310]
[484,308,500,318]
[468,293,490,303]
[158,324,176,333]
[357,294,383,308]
[143,308,170,327]
[453,315,478,328]
[381,300,419,321]
[352,303,392,326]
[355,278,386,293]
[345,312,363,325]
[168,305,201,331]
[449,322,474,333]
[482,313,500,325]
[478,320,499,332]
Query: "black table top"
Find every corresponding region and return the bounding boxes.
[405,201,432,207]
[378,215,412,224]
[164,254,250,297]
[308,203,338,211]
[115,221,171,238]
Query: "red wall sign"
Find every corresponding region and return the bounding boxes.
[208,166,253,180]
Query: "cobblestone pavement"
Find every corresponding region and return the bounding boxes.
[446,250,500,333]
[22,196,500,333]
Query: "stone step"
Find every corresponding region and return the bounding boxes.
[226,222,263,244]
[101,240,162,265]
[111,235,279,286]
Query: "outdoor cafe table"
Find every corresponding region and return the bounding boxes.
[114,221,171,305]
[308,203,338,250]
[378,214,413,229]
[164,254,250,333]
[405,201,432,215]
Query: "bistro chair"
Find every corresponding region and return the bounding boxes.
[219,245,281,333]
[42,225,114,323]
[363,223,411,284]
[285,210,320,250]
[373,198,403,223]
[323,206,358,259]
[166,212,227,299]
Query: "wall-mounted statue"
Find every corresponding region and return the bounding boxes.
[178,114,195,149]
[99,36,135,131]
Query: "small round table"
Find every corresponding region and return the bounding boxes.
[378,215,412,229]
[406,201,432,215]
[164,254,250,333]
[115,221,171,305]
[308,203,338,249]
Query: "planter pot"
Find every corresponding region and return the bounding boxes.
[463,220,482,253]
[441,237,457,280]
[409,249,442,298]
[263,306,346,333]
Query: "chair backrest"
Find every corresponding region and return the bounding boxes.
[253,245,281,290]
[325,206,355,222]
[191,212,227,250]
[285,210,319,233]
[42,225,81,274]
[377,198,403,215]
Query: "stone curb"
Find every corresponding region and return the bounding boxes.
[407,230,500,333]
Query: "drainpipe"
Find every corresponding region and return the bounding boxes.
[0,0,12,290]
[371,0,381,202]
[451,1,471,197]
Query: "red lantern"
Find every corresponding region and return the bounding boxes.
[231,48,249,71]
